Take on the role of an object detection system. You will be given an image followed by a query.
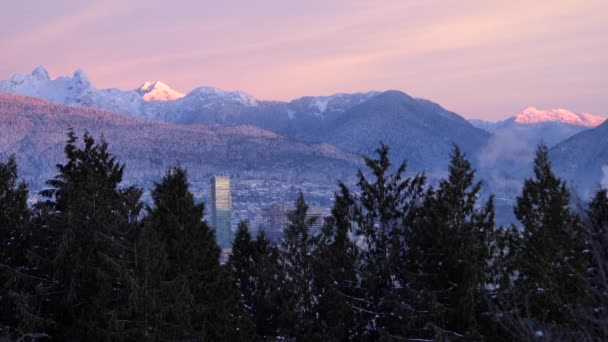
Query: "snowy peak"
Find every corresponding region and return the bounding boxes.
[288,92,379,118]
[186,86,257,107]
[31,66,51,81]
[514,107,605,127]
[136,80,184,101]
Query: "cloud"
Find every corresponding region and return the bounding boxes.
[3,0,125,54]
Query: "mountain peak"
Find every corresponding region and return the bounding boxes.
[187,86,257,106]
[136,80,184,101]
[72,68,91,89]
[31,66,50,81]
[514,107,605,127]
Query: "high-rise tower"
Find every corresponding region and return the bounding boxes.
[210,176,232,248]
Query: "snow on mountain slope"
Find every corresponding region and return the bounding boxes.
[551,119,608,196]
[513,107,604,127]
[469,119,498,133]
[0,93,362,191]
[0,67,258,119]
[0,67,92,104]
[288,92,379,118]
[0,67,494,174]
[136,81,184,101]
[475,107,606,207]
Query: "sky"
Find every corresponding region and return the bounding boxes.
[1,0,607,120]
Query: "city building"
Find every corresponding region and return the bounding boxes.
[306,207,325,236]
[261,203,326,240]
[261,203,289,241]
[210,176,232,248]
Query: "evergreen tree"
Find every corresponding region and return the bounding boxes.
[588,188,608,233]
[229,222,283,340]
[0,155,30,335]
[580,189,608,338]
[29,130,141,340]
[406,146,495,339]
[350,143,426,339]
[279,192,320,340]
[134,166,251,340]
[250,229,284,339]
[229,221,257,321]
[507,143,589,325]
[312,183,359,340]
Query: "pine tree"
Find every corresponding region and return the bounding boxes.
[229,221,257,321]
[279,192,319,339]
[580,189,608,338]
[588,188,608,233]
[406,146,495,339]
[250,229,283,338]
[507,143,589,325]
[349,143,426,339]
[29,130,140,340]
[229,222,284,340]
[0,155,30,335]
[135,166,251,340]
[313,183,359,340]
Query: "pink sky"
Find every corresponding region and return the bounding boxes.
[1,0,607,120]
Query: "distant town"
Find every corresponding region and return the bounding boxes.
[196,177,333,248]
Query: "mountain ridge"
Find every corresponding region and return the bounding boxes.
[0,92,362,191]
[0,67,490,173]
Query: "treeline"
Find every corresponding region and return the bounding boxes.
[1,130,607,341]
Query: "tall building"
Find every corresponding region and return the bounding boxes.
[261,203,326,240]
[306,207,325,236]
[210,176,232,248]
[261,203,289,241]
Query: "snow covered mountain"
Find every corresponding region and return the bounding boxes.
[551,119,608,197]
[136,81,184,101]
[512,107,604,127]
[0,67,257,119]
[0,93,361,191]
[0,67,490,173]
[475,107,606,215]
[471,107,605,147]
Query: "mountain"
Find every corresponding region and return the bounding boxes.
[551,119,608,196]
[473,107,606,222]
[0,67,490,173]
[0,93,362,192]
[471,107,605,146]
[316,91,490,172]
[512,107,604,127]
[475,107,605,194]
[136,81,184,101]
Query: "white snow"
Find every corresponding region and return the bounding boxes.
[0,66,260,120]
[514,107,605,127]
[136,80,185,101]
[312,98,329,114]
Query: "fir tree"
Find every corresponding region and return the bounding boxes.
[229,221,257,321]
[312,183,359,340]
[507,143,589,325]
[31,130,140,340]
[0,155,30,335]
[250,229,283,339]
[229,222,283,340]
[588,188,608,234]
[279,192,319,340]
[407,146,495,339]
[580,189,608,338]
[350,143,426,339]
[135,166,251,340]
